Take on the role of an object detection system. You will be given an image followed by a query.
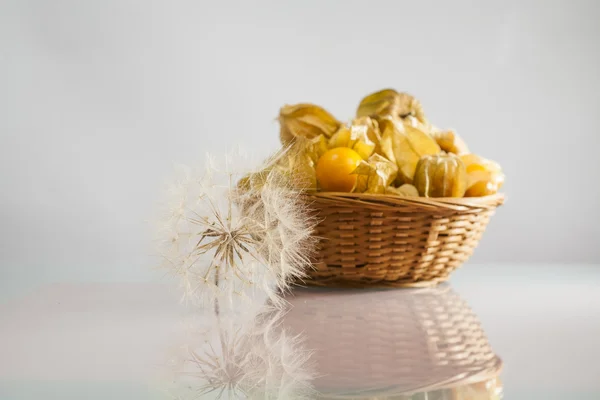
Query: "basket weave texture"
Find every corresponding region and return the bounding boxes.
[283,286,502,398]
[303,192,504,287]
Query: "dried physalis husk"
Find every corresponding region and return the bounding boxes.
[386,183,419,197]
[237,163,290,192]
[460,153,502,174]
[464,171,503,197]
[349,122,376,159]
[356,89,428,124]
[352,116,382,156]
[278,103,341,145]
[357,89,399,118]
[413,153,467,198]
[403,115,433,135]
[283,137,323,191]
[431,128,470,155]
[291,153,317,190]
[460,154,504,197]
[305,134,329,164]
[351,160,371,193]
[328,122,377,160]
[379,117,441,184]
[237,135,326,192]
[328,125,351,149]
[352,154,397,194]
[367,154,398,193]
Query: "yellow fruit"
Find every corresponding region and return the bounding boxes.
[460,154,505,197]
[315,148,363,192]
[413,153,467,198]
[464,170,505,197]
[460,154,502,173]
[328,120,378,160]
[353,116,382,155]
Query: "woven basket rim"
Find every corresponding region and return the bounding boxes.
[304,192,505,211]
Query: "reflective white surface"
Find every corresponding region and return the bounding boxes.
[283,286,502,399]
[1,264,599,399]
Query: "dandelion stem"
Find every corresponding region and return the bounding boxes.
[214,267,220,316]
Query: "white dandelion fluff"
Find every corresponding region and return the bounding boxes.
[165,308,316,400]
[156,146,317,309]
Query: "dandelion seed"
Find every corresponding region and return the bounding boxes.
[156,147,317,309]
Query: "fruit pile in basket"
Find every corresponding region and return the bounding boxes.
[264,89,505,198]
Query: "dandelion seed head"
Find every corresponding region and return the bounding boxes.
[156,147,317,309]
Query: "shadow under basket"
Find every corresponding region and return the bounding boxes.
[301,192,505,288]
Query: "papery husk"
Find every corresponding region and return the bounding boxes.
[431,128,470,155]
[240,137,325,192]
[328,121,377,160]
[464,169,505,197]
[291,153,317,191]
[356,89,428,125]
[413,153,467,198]
[460,153,505,197]
[279,103,341,144]
[403,115,434,134]
[379,117,441,184]
[349,122,376,160]
[328,126,352,149]
[385,183,419,197]
[351,153,398,194]
[352,162,370,193]
[286,136,331,191]
[460,154,502,174]
[352,116,382,156]
[305,134,329,164]
[464,171,496,197]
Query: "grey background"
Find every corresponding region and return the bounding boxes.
[1,0,599,288]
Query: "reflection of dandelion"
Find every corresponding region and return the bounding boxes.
[156,147,316,308]
[165,308,315,400]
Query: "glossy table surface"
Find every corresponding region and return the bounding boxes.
[1,264,599,399]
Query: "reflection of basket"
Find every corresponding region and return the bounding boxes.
[282,285,502,398]
[303,193,504,287]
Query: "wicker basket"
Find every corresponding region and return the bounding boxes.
[302,192,504,287]
[282,285,502,399]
